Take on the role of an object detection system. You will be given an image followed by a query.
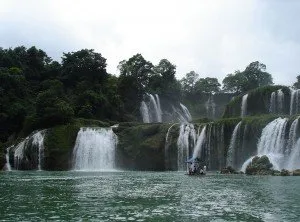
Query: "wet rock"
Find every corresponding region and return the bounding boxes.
[220,166,237,174]
[245,155,273,175]
[280,169,290,176]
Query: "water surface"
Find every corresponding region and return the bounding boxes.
[0,171,299,221]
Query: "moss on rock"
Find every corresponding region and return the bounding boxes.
[115,123,174,171]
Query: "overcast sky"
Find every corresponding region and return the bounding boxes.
[1,0,300,85]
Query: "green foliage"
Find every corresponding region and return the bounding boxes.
[223,85,290,118]
[293,75,300,89]
[195,77,221,93]
[180,71,199,93]
[61,49,107,86]
[223,61,273,94]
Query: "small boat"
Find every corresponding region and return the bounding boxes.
[185,157,206,176]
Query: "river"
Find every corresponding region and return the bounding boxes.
[0,171,299,221]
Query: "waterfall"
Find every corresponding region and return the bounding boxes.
[241,94,248,117]
[240,118,288,171]
[290,89,300,115]
[14,139,27,170]
[73,127,118,171]
[12,130,46,170]
[140,94,162,123]
[5,146,12,171]
[257,118,288,170]
[286,117,300,170]
[155,94,162,122]
[205,94,216,119]
[32,131,46,171]
[277,89,284,113]
[287,138,300,170]
[179,103,192,122]
[165,123,178,170]
[149,94,162,122]
[269,92,276,113]
[192,126,207,159]
[241,117,300,172]
[226,121,242,168]
[286,117,299,155]
[240,156,255,173]
[177,124,195,171]
[140,101,150,123]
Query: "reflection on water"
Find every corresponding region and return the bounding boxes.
[0,171,300,221]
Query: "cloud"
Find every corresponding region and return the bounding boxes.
[0,0,299,85]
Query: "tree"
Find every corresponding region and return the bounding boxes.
[154,59,176,82]
[36,81,74,126]
[222,61,273,94]
[293,75,300,89]
[243,61,273,90]
[61,49,107,87]
[195,77,221,94]
[222,71,246,94]
[180,71,199,93]
[118,53,154,92]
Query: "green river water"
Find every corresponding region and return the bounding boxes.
[0,171,299,221]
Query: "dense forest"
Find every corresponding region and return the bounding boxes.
[1,46,299,144]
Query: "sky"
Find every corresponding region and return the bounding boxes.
[0,0,300,86]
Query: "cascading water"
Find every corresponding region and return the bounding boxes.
[140,94,162,123]
[240,118,290,172]
[14,139,27,170]
[286,117,300,169]
[287,138,300,170]
[269,92,276,113]
[179,103,192,122]
[270,89,285,114]
[12,130,46,170]
[73,127,118,171]
[257,118,288,170]
[165,123,178,170]
[5,146,12,171]
[205,94,216,119]
[226,121,242,168]
[177,124,196,171]
[277,89,284,113]
[290,89,300,115]
[32,131,46,171]
[192,126,207,159]
[241,94,248,117]
[140,101,150,123]
[149,94,162,122]
[286,117,299,155]
[155,94,162,121]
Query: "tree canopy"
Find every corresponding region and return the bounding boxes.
[222,61,273,94]
[0,46,276,143]
[293,75,300,89]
